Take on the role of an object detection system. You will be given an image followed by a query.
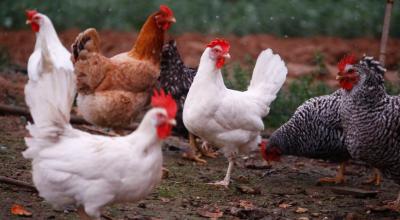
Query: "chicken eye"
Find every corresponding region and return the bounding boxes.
[212,48,221,54]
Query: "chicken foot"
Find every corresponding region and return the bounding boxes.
[207,155,235,188]
[182,133,207,164]
[317,162,346,184]
[198,141,219,158]
[362,168,382,186]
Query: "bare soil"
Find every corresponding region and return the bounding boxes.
[0,31,400,219]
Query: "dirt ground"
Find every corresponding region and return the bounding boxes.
[0,31,400,219]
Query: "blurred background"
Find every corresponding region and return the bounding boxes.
[0,0,399,128]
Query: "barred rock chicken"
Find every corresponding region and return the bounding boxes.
[338,55,400,211]
[23,26,177,220]
[260,62,381,185]
[260,90,350,184]
[183,39,287,187]
[71,5,176,128]
[159,40,217,163]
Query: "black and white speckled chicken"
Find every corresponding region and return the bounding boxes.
[338,55,400,211]
[158,40,217,163]
[260,90,350,183]
[260,81,380,185]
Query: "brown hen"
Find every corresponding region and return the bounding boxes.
[71,5,176,128]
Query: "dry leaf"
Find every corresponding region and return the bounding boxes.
[197,205,223,219]
[239,200,254,210]
[11,204,32,217]
[278,203,292,209]
[295,207,308,213]
[236,185,261,195]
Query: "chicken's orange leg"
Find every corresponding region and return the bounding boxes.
[318,162,346,184]
[363,168,381,186]
[182,133,207,164]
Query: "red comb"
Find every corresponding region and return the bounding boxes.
[337,54,356,72]
[151,89,177,119]
[159,5,173,17]
[26,10,38,20]
[207,38,230,52]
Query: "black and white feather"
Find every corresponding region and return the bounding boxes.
[158,40,197,137]
[340,56,400,184]
[267,90,349,162]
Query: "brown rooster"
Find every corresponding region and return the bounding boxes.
[71,5,176,128]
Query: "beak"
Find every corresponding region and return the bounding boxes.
[336,75,344,80]
[168,17,176,23]
[26,20,31,24]
[168,119,176,126]
[223,53,231,59]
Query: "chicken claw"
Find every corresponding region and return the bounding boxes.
[182,152,207,164]
[199,142,219,158]
[317,162,346,184]
[207,180,229,189]
[362,168,381,186]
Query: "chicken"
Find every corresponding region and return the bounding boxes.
[24,10,76,125]
[261,90,348,183]
[260,90,381,185]
[71,5,176,128]
[23,22,177,219]
[183,39,287,187]
[159,40,217,163]
[337,55,400,211]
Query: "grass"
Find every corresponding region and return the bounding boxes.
[1,0,399,38]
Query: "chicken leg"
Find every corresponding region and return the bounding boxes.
[182,133,207,164]
[318,162,346,184]
[77,206,94,220]
[363,168,382,186]
[207,156,235,188]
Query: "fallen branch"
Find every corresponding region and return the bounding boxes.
[0,176,37,192]
[0,103,137,131]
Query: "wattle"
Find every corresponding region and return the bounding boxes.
[216,57,225,69]
[339,80,354,91]
[157,124,172,139]
[31,22,39,32]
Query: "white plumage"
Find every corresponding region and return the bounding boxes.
[183,45,287,187]
[23,12,172,220]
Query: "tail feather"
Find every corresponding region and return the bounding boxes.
[247,49,287,107]
[24,55,76,158]
[71,28,101,63]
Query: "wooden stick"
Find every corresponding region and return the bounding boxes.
[0,176,37,192]
[379,0,394,66]
[0,103,137,130]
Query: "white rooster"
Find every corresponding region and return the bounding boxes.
[23,10,177,220]
[183,39,287,187]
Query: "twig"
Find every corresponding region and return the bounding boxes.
[0,176,37,192]
[0,103,137,131]
[379,0,394,66]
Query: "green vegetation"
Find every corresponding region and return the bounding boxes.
[224,63,333,129]
[1,0,399,38]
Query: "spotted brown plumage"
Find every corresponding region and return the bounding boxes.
[158,40,197,137]
[339,56,400,208]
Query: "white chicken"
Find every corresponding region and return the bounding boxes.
[183,39,287,187]
[23,10,177,220]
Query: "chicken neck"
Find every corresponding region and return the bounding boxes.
[128,12,165,66]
